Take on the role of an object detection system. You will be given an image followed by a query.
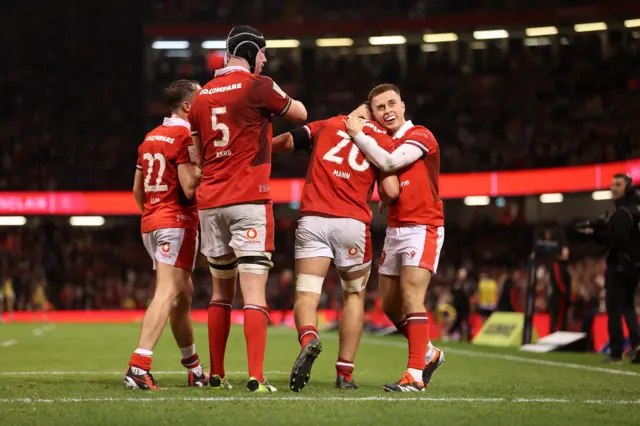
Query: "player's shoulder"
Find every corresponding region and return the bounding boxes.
[406,124,436,142]
[363,119,387,135]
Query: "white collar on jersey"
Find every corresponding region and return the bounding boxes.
[163,117,191,130]
[393,120,414,139]
[215,65,250,77]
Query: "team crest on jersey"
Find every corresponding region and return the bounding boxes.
[246,228,258,239]
[161,243,171,254]
[380,250,386,265]
[348,247,358,256]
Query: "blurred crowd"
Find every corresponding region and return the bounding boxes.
[148,0,595,24]
[1,219,629,342]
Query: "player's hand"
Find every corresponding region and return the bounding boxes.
[346,116,364,138]
[194,167,203,185]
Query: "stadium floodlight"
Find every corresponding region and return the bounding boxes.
[464,196,490,206]
[368,35,407,45]
[574,22,607,32]
[316,38,354,47]
[525,26,558,37]
[421,44,439,53]
[423,33,458,43]
[473,30,509,40]
[524,37,552,47]
[0,216,27,226]
[592,190,613,201]
[69,216,105,227]
[201,40,226,49]
[266,39,300,49]
[151,41,189,50]
[625,19,640,28]
[539,193,564,203]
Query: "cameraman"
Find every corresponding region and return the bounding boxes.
[580,174,640,363]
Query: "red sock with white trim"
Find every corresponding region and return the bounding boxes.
[208,300,232,378]
[129,349,153,373]
[297,325,319,348]
[406,312,429,382]
[244,304,269,383]
[336,357,354,381]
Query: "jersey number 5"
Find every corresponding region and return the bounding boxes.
[322,130,370,172]
[211,107,230,147]
[143,153,168,193]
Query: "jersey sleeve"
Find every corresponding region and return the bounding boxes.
[175,133,196,166]
[303,120,326,139]
[136,145,143,171]
[252,76,292,116]
[404,127,437,155]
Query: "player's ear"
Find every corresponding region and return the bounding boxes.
[182,100,191,114]
[401,101,406,113]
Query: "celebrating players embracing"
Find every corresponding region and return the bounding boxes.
[124,80,206,390]
[273,111,400,391]
[347,84,445,392]
[189,25,307,392]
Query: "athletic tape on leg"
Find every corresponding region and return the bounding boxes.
[235,250,273,274]
[208,257,238,279]
[295,274,325,294]
[340,270,370,293]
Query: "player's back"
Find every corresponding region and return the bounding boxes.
[388,121,444,227]
[137,119,198,233]
[189,66,292,210]
[301,116,391,224]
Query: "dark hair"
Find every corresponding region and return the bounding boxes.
[614,173,634,193]
[367,84,401,105]
[164,80,199,111]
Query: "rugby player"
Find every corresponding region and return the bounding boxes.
[347,84,445,392]
[124,80,206,390]
[189,25,307,392]
[273,109,399,391]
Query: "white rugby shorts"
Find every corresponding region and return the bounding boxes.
[295,215,372,269]
[378,225,445,276]
[142,227,199,271]
[199,202,274,258]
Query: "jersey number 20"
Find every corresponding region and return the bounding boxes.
[322,130,370,172]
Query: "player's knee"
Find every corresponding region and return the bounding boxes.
[336,263,371,293]
[208,256,238,279]
[295,274,324,294]
[235,251,273,274]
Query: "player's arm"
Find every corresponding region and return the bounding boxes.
[254,76,307,123]
[191,135,203,169]
[176,135,202,199]
[177,163,202,199]
[133,169,145,214]
[346,117,424,173]
[273,120,321,154]
[378,172,400,206]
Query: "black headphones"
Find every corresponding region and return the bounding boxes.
[614,173,634,194]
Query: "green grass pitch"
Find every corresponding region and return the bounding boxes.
[1,323,639,425]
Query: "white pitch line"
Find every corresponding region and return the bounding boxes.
[359,337,640,378]
[0,396,638,405]
[0,370,289,376]
[1,339,18,347]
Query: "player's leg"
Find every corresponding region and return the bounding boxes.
[229,202,276,392]
[335,264,370,390]
[167,229,208,387]
[199,208,236,389]
[330,220,372,390]
[289,257,331,392]
[125,229,191,390]
[383,226,445,392]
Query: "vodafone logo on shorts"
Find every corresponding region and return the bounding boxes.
[348,247,358,257]
[160,243,171,256]
[246,228,258,240]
